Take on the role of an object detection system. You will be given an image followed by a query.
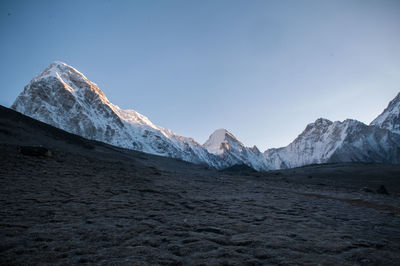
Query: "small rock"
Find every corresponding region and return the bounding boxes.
[361,187,374,193]
[20,146,52,157]
[376,185,389,195]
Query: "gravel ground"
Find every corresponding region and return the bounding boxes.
[1,105,400,265]
[1,144,400,265]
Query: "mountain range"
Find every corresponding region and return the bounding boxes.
[11,61,400,170]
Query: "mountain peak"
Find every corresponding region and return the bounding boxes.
[12,63,400,172]
[13,61,109,120]
[203,128,240,155]
[314,118,333,126]
[370,92,400,134]
[250,145,261,154]
[52,60,68,65]
[32,61,88,84]
[208,128,239,141]
[211,128,230,138]
[203,129,268,170]
[12,62,229,170]
[301,118,332,135]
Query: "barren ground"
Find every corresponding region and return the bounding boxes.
[1,106,400,265]
[1,144,400,265]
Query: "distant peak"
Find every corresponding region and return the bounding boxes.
[314,118,332,125]
[203,128,244,155]
[212,128,229,136]
[343,118,361,124]
[302,118,332,133]
[370,91,400,134]
[46,61,74,72]
[208,128,238,141]
[47,61,79,73]
[50,60,68,66]
[32,61,87,83]
[250,145,260,153]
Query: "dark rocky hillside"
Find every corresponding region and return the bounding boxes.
[1,105,400,265]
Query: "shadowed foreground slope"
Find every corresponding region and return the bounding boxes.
[1,106,400,265]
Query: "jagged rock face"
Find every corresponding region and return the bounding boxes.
[370,92,400,135]
[12,62,224,168]
[329,121,400,163]
[203,129,268,171]
[264,118,400,169]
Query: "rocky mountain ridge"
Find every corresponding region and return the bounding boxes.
[12,61,400,170]
[12,62,226,168]
[265,118,400,169]
[370,92,400,134]
[203,129,268,171]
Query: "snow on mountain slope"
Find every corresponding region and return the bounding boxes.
[203,129,268,171]
[264,118,400,169]
[11,61,400,171]
[12,61,224,168]
[370,92,400,135]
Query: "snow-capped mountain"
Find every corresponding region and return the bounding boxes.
[203,129,268,171]
[11,61,400,171]
[370,92,400,135]
[12,61,225,168]
[264,118,400,169]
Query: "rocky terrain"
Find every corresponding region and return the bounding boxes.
[1,106,400,265]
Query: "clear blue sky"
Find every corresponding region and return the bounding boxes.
[1,0,400,150]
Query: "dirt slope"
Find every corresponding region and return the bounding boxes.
[1,106,400,265]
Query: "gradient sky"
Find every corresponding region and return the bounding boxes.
[1,0,400,151]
